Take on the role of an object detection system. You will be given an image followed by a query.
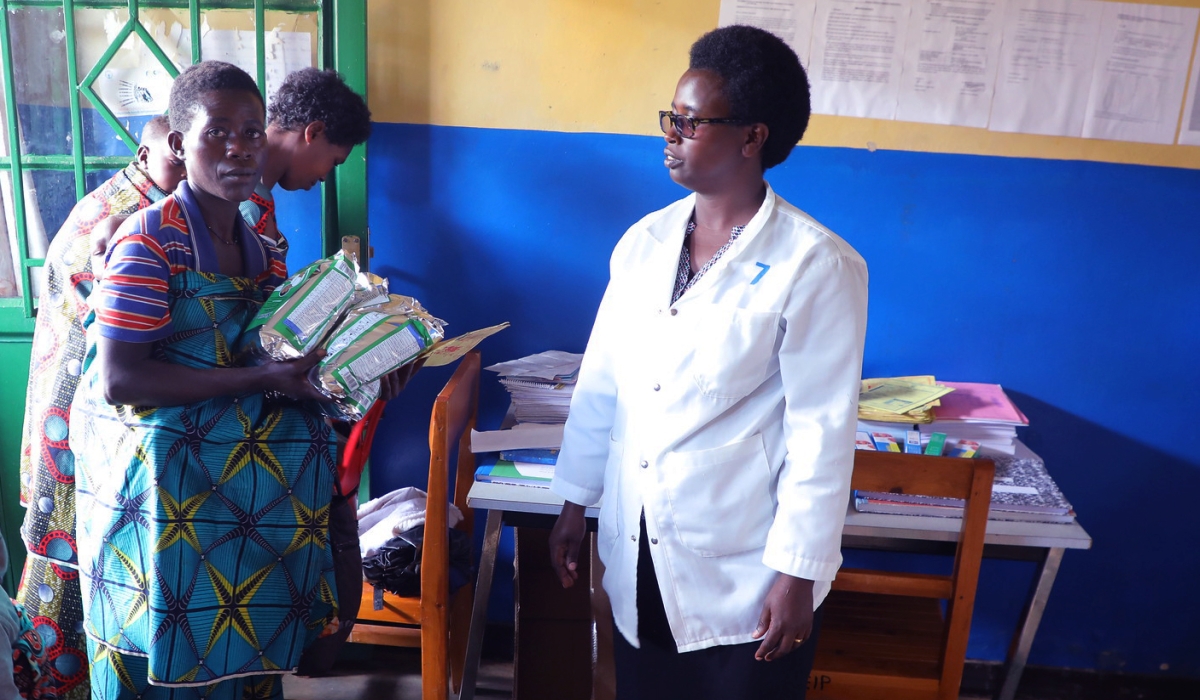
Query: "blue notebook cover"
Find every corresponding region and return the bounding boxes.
[498,448,560,465]
[475,461,553,489]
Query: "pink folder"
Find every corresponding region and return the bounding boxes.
[933,382,1029,425]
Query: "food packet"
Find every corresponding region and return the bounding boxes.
[313,294,446,420]
[350,271,389,307]
[244,251,360,360]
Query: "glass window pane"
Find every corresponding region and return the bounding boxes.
[29,170,75,254]
[0,171,21,298]
[76,7,181,158]
[9,7,71,157]
[189,10,319,104]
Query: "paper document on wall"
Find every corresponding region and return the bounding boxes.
[989,0,1103,136]
[718,0,818,65]
[92,18,183,118]
[1179,46,1200,146]
[177,25,314,102]
[895,0,1005,127]
[1080,2,1200,144]
[808,0,913,119]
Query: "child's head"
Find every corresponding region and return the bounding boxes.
[265,68,372,191]
[137,115,186,194]
[167,61,266,203]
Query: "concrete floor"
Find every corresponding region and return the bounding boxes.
[282,643,1198,700]
[283,644,514,700]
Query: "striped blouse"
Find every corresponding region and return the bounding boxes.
[95,180,288,344]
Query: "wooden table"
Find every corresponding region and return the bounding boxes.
[459,481,1091,700]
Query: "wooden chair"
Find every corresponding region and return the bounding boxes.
[810,450,995,700]
[349,351,480,700]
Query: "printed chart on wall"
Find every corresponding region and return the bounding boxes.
[718,0,1200,146]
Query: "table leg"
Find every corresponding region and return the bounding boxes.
[996,547,1065,700]
[459,509,503,700]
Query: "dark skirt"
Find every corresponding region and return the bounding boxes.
[613,517,822,700]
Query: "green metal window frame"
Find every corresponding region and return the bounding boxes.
[0,0,366,587]
[0,0,368,329]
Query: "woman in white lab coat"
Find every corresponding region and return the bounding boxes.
[548,25,869,699]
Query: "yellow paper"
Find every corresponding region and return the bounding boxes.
[421,322,510,367]
[859,379,955,416]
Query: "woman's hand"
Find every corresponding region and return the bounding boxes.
[378,357,426,403]
[257,349,328,401]
[751,573,815,661]
[549,501,588,588]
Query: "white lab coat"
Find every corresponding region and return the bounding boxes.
[551,185,868,653]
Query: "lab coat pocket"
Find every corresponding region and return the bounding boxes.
[662,435,773,557]
[691,306,780,400]
[598,434,624,558]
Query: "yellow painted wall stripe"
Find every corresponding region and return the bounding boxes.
[368,0,1200,169]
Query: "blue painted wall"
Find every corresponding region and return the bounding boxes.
[360,122,1200,675]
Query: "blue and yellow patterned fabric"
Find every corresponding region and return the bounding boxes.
[69,187,337,697]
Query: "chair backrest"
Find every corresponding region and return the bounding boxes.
[421,351,481,601]
[833,450,994,698]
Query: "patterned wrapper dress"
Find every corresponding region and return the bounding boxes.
[17,162,169,700]
[69,181,337,700]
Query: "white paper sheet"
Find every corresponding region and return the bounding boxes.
[1179,43,1200,146]
[93,18,181,118]
[808,0,913,119]
[718,0,818,65]
[1081,2,1199,144]
[895,0,1005,127]
[989,0,1103,136]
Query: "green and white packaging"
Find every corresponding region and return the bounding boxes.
[313,294,446,420]
[244,251,359,360]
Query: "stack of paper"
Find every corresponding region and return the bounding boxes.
[471,351,582,489]
[916,382,1029,455]
[858,376,954,423]
[486,350,582,424]
[854,442,1074,524]
[469,423,564,453]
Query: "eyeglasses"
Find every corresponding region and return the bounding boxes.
[659,110,746,139]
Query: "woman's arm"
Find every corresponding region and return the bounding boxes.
[98,334,327,406]
[754,251,868,659]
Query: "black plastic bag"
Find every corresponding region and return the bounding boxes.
[362,524,474,598]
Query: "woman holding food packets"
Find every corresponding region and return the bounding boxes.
[548,25,868,699]
[70,61,416,699]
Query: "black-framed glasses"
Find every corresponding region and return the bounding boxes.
[659,110,746,139]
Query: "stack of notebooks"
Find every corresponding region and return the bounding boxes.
[491,350,581,424]
[474,448,558,489]
[471,350,583,489]
[919,381,1029,455]
[859,381,1029,456]
[853,441,1076,524]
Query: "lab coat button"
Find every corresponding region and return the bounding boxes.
[651,538,658,545]
[631,535,636,541]
[640,460,648,469]
[653,383,661,391]
[670,308,678,316]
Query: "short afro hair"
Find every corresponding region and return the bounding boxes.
[140,114,171,145]
[689,25,810,170]
[267,68,372,147]
[168,61,263,134]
